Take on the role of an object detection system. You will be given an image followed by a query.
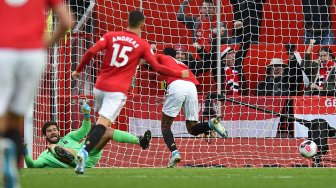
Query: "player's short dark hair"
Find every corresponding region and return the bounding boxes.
[128,10,145,28]
[42,121,59,136]
[202,0,213,4]
[163,47,177,58]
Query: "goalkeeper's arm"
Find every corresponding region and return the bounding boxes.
[24,145,46,168]
[67,103,92,141]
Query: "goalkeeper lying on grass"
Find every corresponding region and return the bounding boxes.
[24,103,150,168]
[24,103,101,168]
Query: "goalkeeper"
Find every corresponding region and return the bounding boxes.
[24,103,101,168]
[24,103,151,168]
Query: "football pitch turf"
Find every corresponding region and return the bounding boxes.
[21,168,336,188]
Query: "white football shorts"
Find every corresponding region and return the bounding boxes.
[163,80,199,121]
[0,49,46,116]
[93,88,127,123]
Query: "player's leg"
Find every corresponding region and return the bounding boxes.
[76,127,151,169]
[0,139,20,188]
[0,50,16,134]
[79,89,124,155]
[76,89,137,174]
[9,49,47,162]
[93,127,151,152]
[185,121,211,136]
[186,119,228,138]
[161,81,186,168]
[200,93,229,138]
[0,49,19,188]
[183,82,213,136]
[1,49,45,187]
[161,113,181,168]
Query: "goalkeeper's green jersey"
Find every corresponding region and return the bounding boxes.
[25,120,102,168]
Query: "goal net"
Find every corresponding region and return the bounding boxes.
[28,0,336,168]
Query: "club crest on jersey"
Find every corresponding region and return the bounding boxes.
[112,36,139,48]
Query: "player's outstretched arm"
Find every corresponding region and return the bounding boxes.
[24,144,46,168]
[67,103,92,141]
[143,48,189,78]
[72,38,107,79]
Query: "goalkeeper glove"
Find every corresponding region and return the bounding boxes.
[23,143,28,156]
[81,103,91,119]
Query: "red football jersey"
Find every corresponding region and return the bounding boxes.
[0,0,61,49]
[157,54,199,86]
[76,31,182,94]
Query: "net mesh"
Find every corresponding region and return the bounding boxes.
[31,0,336,167]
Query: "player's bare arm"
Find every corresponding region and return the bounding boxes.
[45,4,75,47]
[72,39,107,78]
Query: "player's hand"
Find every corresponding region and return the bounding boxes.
[156,97,166,105]
[234,21,243,29]
[23,143,28,156]
[310,83,323,90]
[44,35,53,47]
[193,42,201,50]
[82,102,91,119]
[150,44,157,51]
[72,71,80,79]
[181,70,189,78]
[139,59,147,66]
[310,39,316,46]
[212,27,226,36]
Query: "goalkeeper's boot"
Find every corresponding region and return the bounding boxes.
[167,150,181,168]
[1,139,20,188]
[81,103,91,118]
[209,117,228,138]
[75,147,88,175]
[139,130,151,149]
[49,145,75,164]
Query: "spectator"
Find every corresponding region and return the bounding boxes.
[220,46,241,95]
[229,0,265,44]
[195,43,241,95]
[285,43,305,95]
[228,0,265,95]
[256,58,291,96]
[176,0,230,54]
[256,44,305,97]
[302,0,334,45]
[302,39,336,96]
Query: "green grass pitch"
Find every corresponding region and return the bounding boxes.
[21,168,336,188]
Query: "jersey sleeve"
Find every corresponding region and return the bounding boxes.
[142,45,182,78]
[76,36,107,72]
[66,120,91,142]
[24,154,46,168]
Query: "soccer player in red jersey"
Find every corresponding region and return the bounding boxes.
[0,0,74,187]
[156,47,228,168]
[71,10,189,174]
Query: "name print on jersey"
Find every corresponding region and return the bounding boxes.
[112,36,140,48]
